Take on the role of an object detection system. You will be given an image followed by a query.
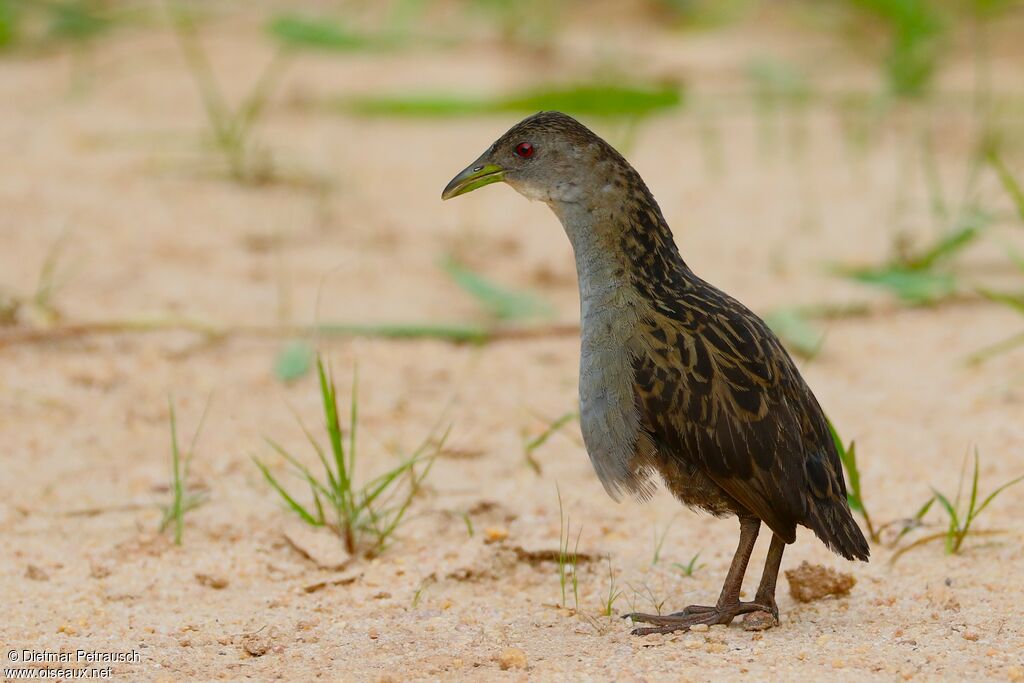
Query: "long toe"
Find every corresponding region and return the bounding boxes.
[627,601,777,636]
[627,610,722,635]
[624,605,716,625]
[668,604,717,617]
[626,610,724,638]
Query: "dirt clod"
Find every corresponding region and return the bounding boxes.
[195,573,229,589]
[25,564,49,581]
[498,647,528,670]
[785,561,856,602]
[241,629,275,657]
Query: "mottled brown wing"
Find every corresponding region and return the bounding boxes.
[632,290,847,544]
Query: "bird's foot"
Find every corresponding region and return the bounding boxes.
[624,601,776,636]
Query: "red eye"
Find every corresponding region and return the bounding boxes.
[515,142,534,158]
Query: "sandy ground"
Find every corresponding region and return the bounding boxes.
[2,8,1024,682]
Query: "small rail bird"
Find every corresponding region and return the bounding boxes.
[442,111,868,635]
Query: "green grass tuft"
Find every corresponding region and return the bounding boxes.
[851,0,947,98]
[255,357,444,557]
[891,449,1023,562]
[556,484,581,611]
[838,209,990,305]
[671,550,704,577]
[159,397,211,545]
[650,515,677,566]
[168,2,288,184]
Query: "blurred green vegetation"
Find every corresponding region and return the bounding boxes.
[268,13,402,52]
[340,84,684,118]
[0,0,118,50]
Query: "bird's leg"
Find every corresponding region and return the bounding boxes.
[740,533,786,630]
[626,517,772,635]
[754,533,785,617]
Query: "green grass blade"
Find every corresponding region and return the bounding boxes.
[287,405,339,494]
[524,411,577,454]
[360,455,422,510]
[371,456,436,549]
[267,14,380,52]
[348,364,358,485]
[315,322,491,343]
[966,449,981,523]
[906,220,984,271]
[184,395,212,475]
[987,147,1024,222]
[440,257,552,321]
[972,473,1024,520]
[342,83,684,119]
[168,398,184,545]
[977,288,1024,316]
[847,268,957,305]
[317,358,351,506]
[827,419,863,512]
[500,83,684,117]
[263,437,335,502]
[253,456,323,526]
[931,488,960,533]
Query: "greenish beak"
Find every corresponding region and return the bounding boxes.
[441,162,504,200]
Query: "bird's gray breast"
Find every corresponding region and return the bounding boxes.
[574,249,653,501]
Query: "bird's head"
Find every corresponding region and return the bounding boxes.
[442,111,622,205]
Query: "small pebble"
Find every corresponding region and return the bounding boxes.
[742,611,777,632]
[689,623,709,632]
[485,527,509,543]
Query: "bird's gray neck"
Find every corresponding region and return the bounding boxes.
[550,200,634,311]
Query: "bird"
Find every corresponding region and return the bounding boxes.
[442,111,869,635]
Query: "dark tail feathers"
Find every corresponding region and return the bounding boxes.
[806,498,870,561]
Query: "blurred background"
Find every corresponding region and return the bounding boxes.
[2,0,1023,345]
